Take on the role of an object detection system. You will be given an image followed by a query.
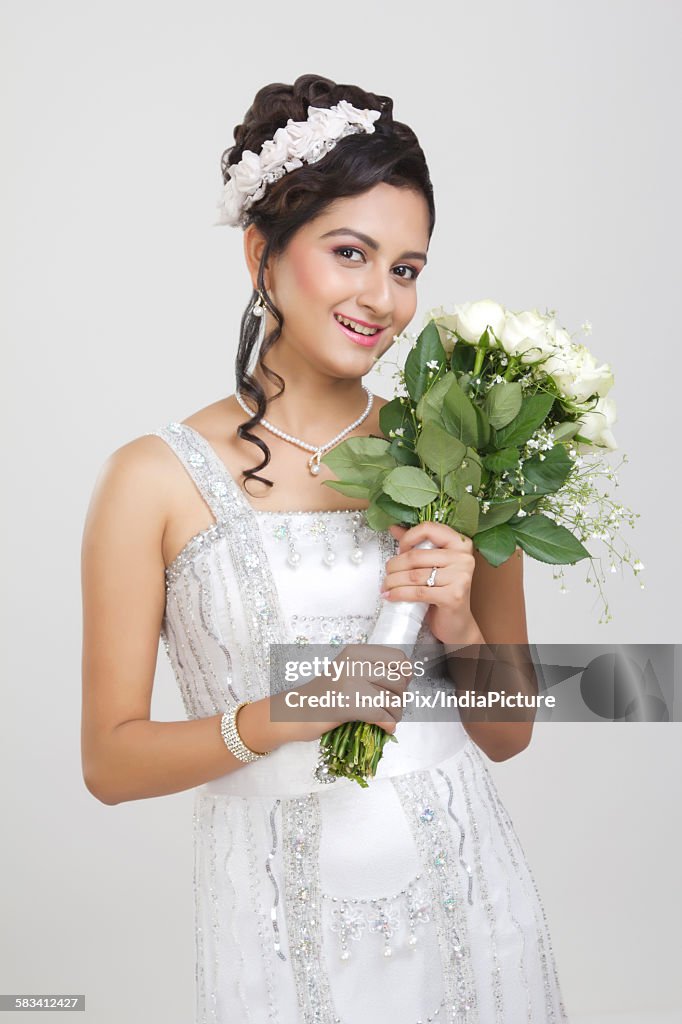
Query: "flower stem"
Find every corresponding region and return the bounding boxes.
[504,358,518,381]
[318,721,398,788]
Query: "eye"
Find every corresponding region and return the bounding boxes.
[333,245,365,262]
[393,265,420,281]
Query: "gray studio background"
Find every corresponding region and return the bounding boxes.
[2,1,681,1022]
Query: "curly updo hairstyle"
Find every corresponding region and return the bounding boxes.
[222,73,435,496]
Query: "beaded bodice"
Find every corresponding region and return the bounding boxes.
[164,506,391,652]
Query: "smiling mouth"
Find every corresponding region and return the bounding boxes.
[333,312,385,337]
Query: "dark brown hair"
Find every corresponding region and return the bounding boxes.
[222,73,436,496]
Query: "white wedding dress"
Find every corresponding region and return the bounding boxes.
[149,421,570,1024]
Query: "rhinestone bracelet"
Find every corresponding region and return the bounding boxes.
[220,702,270,763]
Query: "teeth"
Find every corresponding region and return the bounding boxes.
[334,313,379,336]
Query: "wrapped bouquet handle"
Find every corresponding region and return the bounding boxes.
[369,538,437,645]
[313,538,436,788]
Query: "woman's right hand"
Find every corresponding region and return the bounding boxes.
[273,643,414,744]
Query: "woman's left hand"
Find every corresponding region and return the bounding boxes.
[383,522,484,645]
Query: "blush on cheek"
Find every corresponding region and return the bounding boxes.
[287,242,336,301]
[284,243,319,296]
[292,260,320,296]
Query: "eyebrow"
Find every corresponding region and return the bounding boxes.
[319,227,428,265]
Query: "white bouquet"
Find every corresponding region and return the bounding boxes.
[314,300,642,787]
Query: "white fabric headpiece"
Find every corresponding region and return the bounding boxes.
[216,100,382,228]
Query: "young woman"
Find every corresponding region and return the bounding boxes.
[81,74,569,1023]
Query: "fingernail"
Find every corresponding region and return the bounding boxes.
[380,590,390,599]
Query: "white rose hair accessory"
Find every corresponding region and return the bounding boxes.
[216,100,382,228]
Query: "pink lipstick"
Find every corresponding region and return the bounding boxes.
[333,313,386,348]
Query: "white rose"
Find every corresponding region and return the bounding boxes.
[544,344,614,403]
[215,180,243,226]
[334,99,381,132]
[498,309,557,363]
[431,314,458,355]
[259,127,293,174]
[450,299,506,345]
[306,104,348,140]
[229,150,263,195]
[282,157,303,173]
[280,119,317,160]
[577,395,618,449]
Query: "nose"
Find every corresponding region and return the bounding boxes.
[356,265,393,321]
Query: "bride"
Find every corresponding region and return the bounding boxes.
[81,73,569,1023]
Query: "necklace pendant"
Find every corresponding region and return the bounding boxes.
[309,450,322,476]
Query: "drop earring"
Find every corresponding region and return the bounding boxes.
[252,289,266,317]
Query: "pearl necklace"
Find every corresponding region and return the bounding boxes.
[235,386,374,475]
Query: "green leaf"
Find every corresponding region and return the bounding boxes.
[446,493,480,536]
[321,480,371,499]
[477,495,540,531]
[511,514,591,564]
[522,445,573,495]
[477,325,496,349]
[415,371,457,426]
[379,397,416,443]
[415,421,466,480]
[473,403,491,448]
[443,451,483,500]
[450,342,476,373]
[388,439,421,466]
[483,381,523,429]
[365,501,394,532]
[443,472,465,501]
[551,420,581,443]
[459,448,483,492]
[491,391,556,449]
[374,493,420,525]
[404,322,447,402]
[473,524,518,567]
[367,476,387,506]
[381,466,440,508]
[442,377,480,447]
[508,496,542,521]
[320,436,396,485]
[482,447,521,473]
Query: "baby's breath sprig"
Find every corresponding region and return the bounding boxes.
[539,449,642,623]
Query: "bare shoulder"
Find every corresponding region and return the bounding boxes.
[81,431,187,573]
[84,394,235,522]
[85,433,175,518]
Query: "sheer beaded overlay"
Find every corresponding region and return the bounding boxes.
[147,421,570,1023]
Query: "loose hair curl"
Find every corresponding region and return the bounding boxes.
[221,73,436,496]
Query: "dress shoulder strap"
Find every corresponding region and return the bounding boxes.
[147,421,249,524]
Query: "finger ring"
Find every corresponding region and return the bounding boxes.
[426,566,438,587]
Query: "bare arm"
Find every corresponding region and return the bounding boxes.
[80,436,290,806]
[442,547,537,762]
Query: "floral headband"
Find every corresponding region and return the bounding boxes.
[216,99,382,228]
